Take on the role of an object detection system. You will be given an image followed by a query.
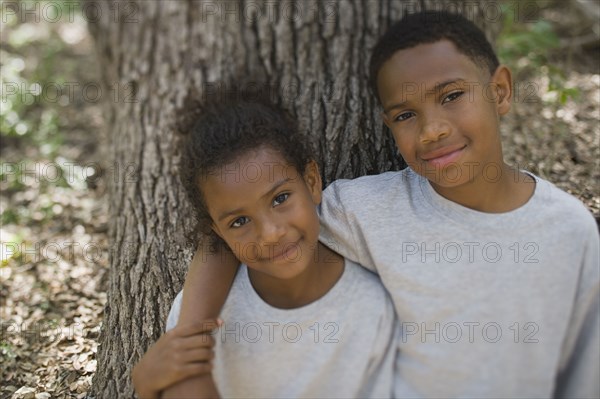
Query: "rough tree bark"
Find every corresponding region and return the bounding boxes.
[87,0,500,397]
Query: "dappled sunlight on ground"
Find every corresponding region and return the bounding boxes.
[1,1,598,398]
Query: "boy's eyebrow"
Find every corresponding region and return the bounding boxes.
[216,177,292,222]
[383,78,465,113]
[428,78,465,95]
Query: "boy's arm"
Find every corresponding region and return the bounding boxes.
[553,221,600,398]
[318,182,375,271]
[161,241,240,399]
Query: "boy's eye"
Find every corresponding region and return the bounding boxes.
[394,111,415,122]
[273,193,289,206]
[230,216,250,228]
[442,91,464,104]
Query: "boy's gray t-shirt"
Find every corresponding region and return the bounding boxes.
[319,168,599,399]
[167,259,398,398]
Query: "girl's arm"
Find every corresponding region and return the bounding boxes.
[161,241,239,399]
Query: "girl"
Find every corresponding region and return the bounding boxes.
[132,88,397,398]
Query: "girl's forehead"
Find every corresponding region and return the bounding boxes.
[201,147,293,182]
[200,147,303,211]
[230,146,292,169]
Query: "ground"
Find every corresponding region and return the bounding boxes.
[1,2,598,399]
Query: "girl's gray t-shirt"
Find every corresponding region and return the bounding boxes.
[167,259,398,398]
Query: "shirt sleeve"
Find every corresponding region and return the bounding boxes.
[553,219,600,398]
[318,180,377,273]
[165,291,184,332]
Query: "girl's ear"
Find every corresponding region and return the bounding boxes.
[211,223,224,240]
[491,65,512,116]
[303,160,323,205]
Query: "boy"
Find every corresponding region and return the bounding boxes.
[165,11,599,398]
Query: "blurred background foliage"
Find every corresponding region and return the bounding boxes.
[1,0,98,232]
[1,1,106,396]
[0,0,592,230]
[497,0,581,104]
[0,0,598,397]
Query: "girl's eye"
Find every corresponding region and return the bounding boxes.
[273,193,289,206]
[230,216,250,228]
[394,111,415,122]
[442,91,464,104]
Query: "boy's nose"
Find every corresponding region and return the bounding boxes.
[420,119,451,143]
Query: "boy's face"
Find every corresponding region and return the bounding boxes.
[378,40,512,190]
[202,146,322,280]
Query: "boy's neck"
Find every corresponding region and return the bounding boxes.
[430,163,535,213]
[247,243,345,309]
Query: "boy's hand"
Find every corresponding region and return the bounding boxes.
[132,319,222,399]
[161,242,239,399]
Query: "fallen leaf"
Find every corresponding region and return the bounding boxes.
[13,386,36,399]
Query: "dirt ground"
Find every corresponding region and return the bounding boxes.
[1,2,598,399]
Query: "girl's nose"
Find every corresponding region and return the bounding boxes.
[258,218,286,245]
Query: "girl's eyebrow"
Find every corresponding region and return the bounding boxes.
[216,177,292,222]
[383,100,408,114]
[259,177,292,201]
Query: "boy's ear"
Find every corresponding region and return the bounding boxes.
[303,160,323,205]
[491,65,512,115]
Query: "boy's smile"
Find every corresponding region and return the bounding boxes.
[378,40,513,194]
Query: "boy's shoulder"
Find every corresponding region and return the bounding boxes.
[324,168,417,200]
[531,173,597,231]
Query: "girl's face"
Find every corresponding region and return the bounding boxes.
[201,146,322,280]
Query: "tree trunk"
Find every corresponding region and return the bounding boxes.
[87,1,499,397]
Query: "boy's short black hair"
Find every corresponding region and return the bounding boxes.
[369,11,500,100]
[179,83,312,246]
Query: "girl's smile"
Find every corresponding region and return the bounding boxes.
[201,146,344,308]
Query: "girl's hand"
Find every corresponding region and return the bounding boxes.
[132,319,222,399]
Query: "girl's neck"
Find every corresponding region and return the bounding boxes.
[247,242,345,309]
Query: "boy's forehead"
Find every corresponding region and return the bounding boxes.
[377,40,487,105]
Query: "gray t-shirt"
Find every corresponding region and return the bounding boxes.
[167,259,398,398]
[319,168,599,399]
